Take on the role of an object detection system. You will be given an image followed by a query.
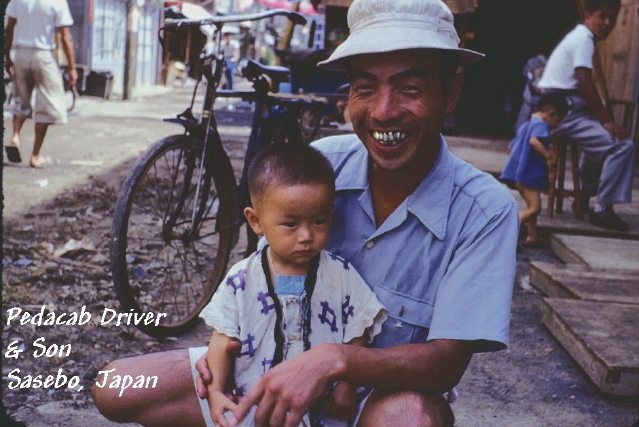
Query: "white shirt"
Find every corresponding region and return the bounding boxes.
[6,0,73,50]
[537,24,594,91]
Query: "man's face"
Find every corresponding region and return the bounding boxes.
[584,6,619,41]
[347,50,461,176]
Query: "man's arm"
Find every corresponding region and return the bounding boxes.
[57,26,77,86]
[575,66,626,139]
[233,339,473,427]
[4,17,16,75]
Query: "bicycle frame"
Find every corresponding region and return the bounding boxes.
[159,10,325,247]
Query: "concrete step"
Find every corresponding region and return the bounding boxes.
[542,298,639,397]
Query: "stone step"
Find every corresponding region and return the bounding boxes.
[542,298,639,397]
[549,234,639,269]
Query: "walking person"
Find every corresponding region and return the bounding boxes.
[537,0,634,231]
[222,31,240,90]
[4,0,77,168]
[92,1,518,426]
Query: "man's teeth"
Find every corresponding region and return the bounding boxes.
[372,131,407,145]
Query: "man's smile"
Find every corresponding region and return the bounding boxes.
[371,131,409,146]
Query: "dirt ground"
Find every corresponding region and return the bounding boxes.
[2,85,638,426]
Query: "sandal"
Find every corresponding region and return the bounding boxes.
[4,146,22,163]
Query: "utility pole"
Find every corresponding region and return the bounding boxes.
[124,0,141,100]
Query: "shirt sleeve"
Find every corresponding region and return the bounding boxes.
[340,263,388,344]
[56,0,74,28]
[529,120,550,141]
[572,31,594,70]
[199,263,243,339]
[427,199,519,352]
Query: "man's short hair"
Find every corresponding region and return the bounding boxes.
[585,0,621,12]
[247,144,335,205]
[536,93,569,117]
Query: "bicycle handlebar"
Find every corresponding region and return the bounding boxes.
[163,8,307,30]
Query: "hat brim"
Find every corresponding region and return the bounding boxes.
[317,25,484,71]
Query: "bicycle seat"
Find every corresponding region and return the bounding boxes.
[241,59,289,91]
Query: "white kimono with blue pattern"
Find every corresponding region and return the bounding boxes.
[200,249,387,427]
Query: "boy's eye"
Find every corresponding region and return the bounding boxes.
[283,222,297,228]
[314,219,327,225]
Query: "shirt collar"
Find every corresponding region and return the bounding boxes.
[334,136,453,240]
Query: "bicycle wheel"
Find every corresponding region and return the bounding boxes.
[111,134,240,337]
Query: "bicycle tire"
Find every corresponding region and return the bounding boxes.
[111,134,240,337]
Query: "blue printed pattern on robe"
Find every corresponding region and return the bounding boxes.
[239,334,256,358]
[329,252,350,270]
[257,291,276,315]
[226,269,247,294]
[318,301,339,333]
[342,295,354,326]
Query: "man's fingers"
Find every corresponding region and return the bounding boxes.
[196,375,209,400]
[227,338,242,356]
[232,381,263,425]
[284,408,306,427]
[195,353,212,382]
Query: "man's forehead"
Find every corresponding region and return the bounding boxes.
[348,50,441,75]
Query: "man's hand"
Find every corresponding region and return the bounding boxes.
[66,68,78,87]
[196,339,242,399]
[323,381,357,421]
[602,120,627,140]
[4,57,13,77]
[232,344,339,427]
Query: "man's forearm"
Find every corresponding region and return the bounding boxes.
[59,27,76,71]
[328,339,474,394]
[576,68,613,124]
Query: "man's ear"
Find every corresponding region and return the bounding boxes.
[445,71,464,115]
[244,207,263,235]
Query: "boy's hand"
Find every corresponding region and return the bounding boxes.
[546,154,557,174]
[603,121,627,140]
[323,381,357,422]
[196,339,243,399]
[210,389,240,427]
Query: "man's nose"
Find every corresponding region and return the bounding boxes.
[370,88,401,123]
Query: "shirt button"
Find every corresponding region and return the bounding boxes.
[366,240,374,249]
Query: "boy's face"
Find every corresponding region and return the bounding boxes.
[244,184,333,275]
[584,6,619,41]
[541,108,565,129]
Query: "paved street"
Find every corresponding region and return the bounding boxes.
[3,82,638,426]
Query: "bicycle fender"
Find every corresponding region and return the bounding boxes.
[163,117,203,137]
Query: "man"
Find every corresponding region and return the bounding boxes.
[4,0,77,168]
[537,0,634,231]
[92,1,518,426]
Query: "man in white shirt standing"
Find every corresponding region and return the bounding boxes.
[537,0,634,231]
[4,0,77,168]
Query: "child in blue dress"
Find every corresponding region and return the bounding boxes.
[501,93,568,247]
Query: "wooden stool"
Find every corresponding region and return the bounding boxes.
[547,138,582,219]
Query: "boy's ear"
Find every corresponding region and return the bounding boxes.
[244,207,263,235]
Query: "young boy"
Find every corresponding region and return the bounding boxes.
[195,144,387,427]
[501,93,568,247]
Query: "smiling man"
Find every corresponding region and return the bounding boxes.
[92,1,518,426]
[537,0,634,231]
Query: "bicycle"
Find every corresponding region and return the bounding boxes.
[110,9,327,338]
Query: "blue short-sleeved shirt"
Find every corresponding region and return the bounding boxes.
[313,134,519,353]
[501,117,551,190]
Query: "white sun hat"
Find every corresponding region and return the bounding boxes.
[317,0,484,71]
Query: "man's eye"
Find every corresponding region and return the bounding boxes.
[353,83,373,92]
[402,85,421,93]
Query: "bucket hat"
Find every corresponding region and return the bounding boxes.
[317,0,484,71]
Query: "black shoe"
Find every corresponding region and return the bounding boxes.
[589,208,630,231]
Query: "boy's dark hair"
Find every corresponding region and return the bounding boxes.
[537,93,569,117]
[585,0,621,12]
[247,144,335,204]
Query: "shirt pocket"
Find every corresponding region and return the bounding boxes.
[372,285,434,348]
